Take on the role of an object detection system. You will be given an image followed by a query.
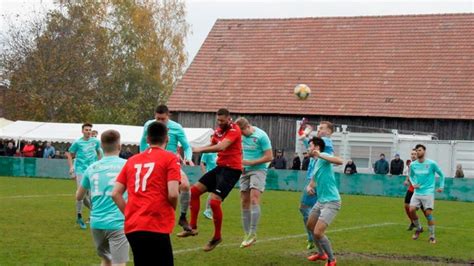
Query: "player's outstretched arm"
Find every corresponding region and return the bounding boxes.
[193,139,233,153]
[318,153,343,165]
[177,127,193,161]
[65,152,75,177]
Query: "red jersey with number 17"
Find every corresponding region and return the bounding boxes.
[212,123,242,170]
[116,147,181,234]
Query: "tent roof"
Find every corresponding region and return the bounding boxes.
[0,120,213,147]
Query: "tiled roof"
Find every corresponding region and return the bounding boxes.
[168,14,474,119]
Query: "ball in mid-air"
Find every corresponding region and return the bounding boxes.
[294,84,311,100]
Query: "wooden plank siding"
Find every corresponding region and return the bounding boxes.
[174,112,474,154]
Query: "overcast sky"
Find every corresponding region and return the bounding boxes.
[0,0,472,62]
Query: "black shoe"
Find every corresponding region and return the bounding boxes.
[407,223,416,231]
[203,238,222,252]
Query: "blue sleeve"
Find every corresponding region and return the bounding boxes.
[260,134,272,151]
[433,162,445,189]
[139,121,149,152]
[177,126,193,161]
[69,141,78,153]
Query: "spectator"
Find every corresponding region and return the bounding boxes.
[119,147,134,160]
[291,153,301,170]
[390,153,404,175]
[374,153,389,175]
[344,160,357,174]
[301,152,310,170]
[35,142,44,158]
[455,164,464,178]
[22,141,36,157]
[270,149,286,169]
[5,142,17,157]
[43,142,56,159]
[54,150,66,159]
[0,141,6,156]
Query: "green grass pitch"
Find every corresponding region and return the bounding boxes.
[1,176,473,265]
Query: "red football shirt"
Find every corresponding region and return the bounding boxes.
[116,147,181,234]
[212,123,243,170]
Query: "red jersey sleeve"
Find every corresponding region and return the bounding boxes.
[167,155,181,183]
[224,127,240,144]
[116,161,130,187]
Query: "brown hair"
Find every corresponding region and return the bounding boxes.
[101,130,120,153]
[235,117,250,130]
[320,121,334,133]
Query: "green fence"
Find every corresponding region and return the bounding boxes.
[1,157,473,202]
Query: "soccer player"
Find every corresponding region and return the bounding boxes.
[139,105,193,233]
[186,108,242,252]
[200,137,218,220]
[299,121,334,250]
[66,123,102,229]
[76,130,129,266]
[235,117,273,248]
[403,149,419,230]
[112,122,180,265]
[409,144,445,244]
[306,137,343,266]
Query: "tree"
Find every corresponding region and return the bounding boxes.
[0,0,189,125]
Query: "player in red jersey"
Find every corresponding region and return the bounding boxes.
[112,122,181,266]
[181,108,242,252]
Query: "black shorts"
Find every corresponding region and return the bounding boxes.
[199,166,242,200]
[126,231,173,266]
[404,190,414,204]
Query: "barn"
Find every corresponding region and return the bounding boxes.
[167,13,474,153]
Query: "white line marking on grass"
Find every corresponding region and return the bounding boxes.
[0,194,73,199]
[173,222,397,254]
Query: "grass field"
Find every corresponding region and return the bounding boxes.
[1,176,473,265]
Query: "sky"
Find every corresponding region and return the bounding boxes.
[0,0,472,62]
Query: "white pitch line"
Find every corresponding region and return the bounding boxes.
[173,222,397,254]
[0,194,73,199]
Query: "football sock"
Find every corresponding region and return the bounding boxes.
[190,186,202,229]
[180,190,190,216]
[242,208,251,235]
[250,204,261,234]
[210,198,223,240]
[318,235,335,261]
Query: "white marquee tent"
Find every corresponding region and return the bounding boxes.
[0,120,214,147]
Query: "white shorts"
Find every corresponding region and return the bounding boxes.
[91,229,129,263]
[310,201,341,225]
[240,170,267,192]
[410,194,434,210]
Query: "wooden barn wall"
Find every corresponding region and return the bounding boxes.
[174,112,474,153]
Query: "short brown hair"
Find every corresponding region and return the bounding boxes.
[101,130,120,153]
[235,117,250,130]
[320,121,334,133]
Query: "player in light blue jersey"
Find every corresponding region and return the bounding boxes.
[306,137,343,266]
[76,129,129,266]
[200,140,218,220]
[235,117,273,248]
[299,121,334,250]
[409,144,445,244]
[67,123,102,229]
[140,105,194,235]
